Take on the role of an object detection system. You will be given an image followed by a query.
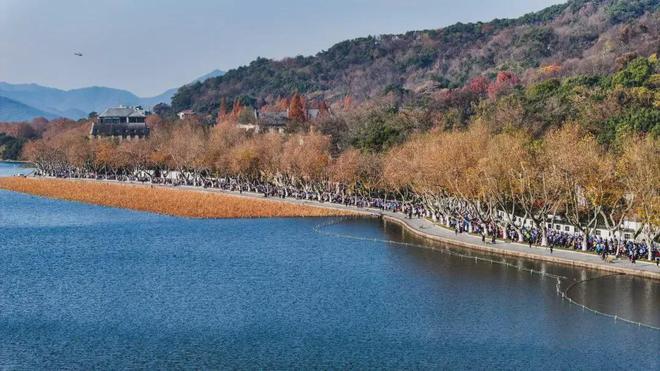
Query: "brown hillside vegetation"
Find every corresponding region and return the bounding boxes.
[0,177,359,218]
[173,0,660,114]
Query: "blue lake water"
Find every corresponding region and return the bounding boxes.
[0,162,658,369]
[0,162,33,177]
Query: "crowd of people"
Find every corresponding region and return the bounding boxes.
[33,168,660,265]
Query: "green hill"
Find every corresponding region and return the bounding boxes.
[172,0,659,115]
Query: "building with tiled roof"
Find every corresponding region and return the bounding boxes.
[90,106,150,139]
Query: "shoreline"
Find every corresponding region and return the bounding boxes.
[382,216,660,281]
[0,160,32,164]
[0,177,361,219]
[1,175,658,280]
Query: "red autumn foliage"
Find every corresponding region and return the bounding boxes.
[217,97,228,123]
[231,98,243,118]
[467,76,489,96]
[342,95,353,111]
[488,71,520,99]
[317,100,330,117]
[288,92,306,122]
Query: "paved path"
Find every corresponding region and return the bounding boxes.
[380,213,660,280]
[44,178,660,280]
[158,182,659,280]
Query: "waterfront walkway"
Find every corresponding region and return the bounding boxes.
[21,176,660,280]
[168,183,660,280]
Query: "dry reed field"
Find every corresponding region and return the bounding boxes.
[0,177,360,218]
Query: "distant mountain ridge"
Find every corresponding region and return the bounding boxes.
[0,69,224,122]
[0,96,57,122]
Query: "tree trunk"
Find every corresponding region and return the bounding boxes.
[541,228,548,247]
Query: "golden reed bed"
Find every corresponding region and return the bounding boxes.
[0,177,359,218]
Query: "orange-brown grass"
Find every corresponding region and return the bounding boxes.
[0,177,360,218]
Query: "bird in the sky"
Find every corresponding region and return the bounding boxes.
[74,52,83,57]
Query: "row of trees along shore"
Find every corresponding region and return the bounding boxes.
[22,117,659,250]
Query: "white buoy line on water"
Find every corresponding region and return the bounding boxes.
[313,217,660,331]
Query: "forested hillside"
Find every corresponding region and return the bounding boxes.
[172,0,659,116]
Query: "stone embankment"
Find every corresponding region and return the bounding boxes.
[1,176,658,280]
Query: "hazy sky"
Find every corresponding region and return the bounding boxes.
[0,0,563,96]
